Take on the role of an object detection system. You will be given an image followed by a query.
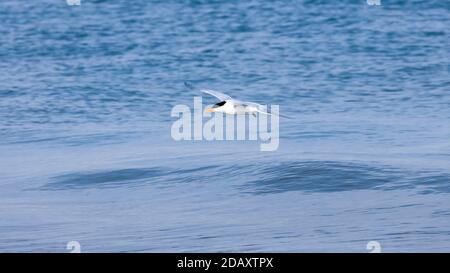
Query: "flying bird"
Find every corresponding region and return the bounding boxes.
[184,82,286,118]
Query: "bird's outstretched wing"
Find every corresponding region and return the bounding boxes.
[184,81,196,91]
[201,89,233,101]
[184,82,232,101]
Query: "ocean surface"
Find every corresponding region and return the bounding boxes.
[0,0,449,252]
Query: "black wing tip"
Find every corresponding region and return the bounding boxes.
[184,81,195,90]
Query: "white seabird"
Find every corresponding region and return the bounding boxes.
[185,82,286,118]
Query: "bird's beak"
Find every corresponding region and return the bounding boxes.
[206,108,215,113]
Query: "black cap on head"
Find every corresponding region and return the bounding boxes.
[213,101,226,108]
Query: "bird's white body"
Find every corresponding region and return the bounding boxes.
[201,89,273,117]
[217,100,237,114]
[212,100,259,115]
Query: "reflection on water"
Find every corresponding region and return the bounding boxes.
[42,168,166,190]
[242,161,404,194]
[40,160,450,196]
[41,165,222,190]
[242,161,450,194]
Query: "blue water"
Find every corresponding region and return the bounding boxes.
[1,0,449,252]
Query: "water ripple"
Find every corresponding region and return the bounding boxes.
[239,161,450,194]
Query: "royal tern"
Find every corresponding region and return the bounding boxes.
[185,82,286,118]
